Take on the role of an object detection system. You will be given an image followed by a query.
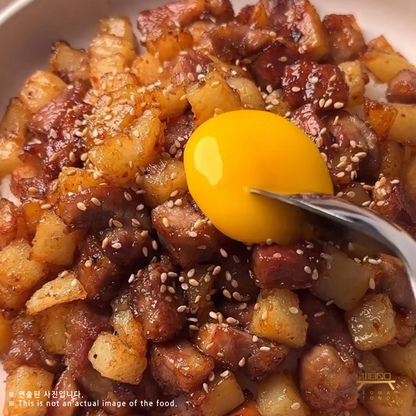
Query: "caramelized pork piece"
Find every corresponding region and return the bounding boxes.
[217,302,254,327]
[130,259,187,342]
[138,0,234,38]
[0,199,27,250]
[290,104,332,149]
[372,178,416,230]
[375,254,416,314]
[386,69,416,104]
[322,15,366,64]
[152,192,228,268]
[60,186,151,231]
[299,292,361,362]
[228,401,262,416]
[243,0,294,30]
[252,242,324,290]
[196,323,288,381]
[65,304,112,378]
[169,50,213,86]
[211,24,274,61]
[77,234,122,305]
[249,42,301,90]
[299,344,360,415]
[164,112,195,159]
[4,312,63,374]
[77,366,136,416]
[282,60,349,111]
[47,371,82,416]
[26,82,91,175]
[326,111,380,181]
[150,341,215,395]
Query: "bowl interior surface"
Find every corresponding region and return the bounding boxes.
[1,0,416,410]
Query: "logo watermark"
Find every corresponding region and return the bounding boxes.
[357,373,396,391]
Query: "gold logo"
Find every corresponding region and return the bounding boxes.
[357,373,396,391]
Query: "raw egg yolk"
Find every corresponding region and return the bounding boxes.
[184,110,333,245]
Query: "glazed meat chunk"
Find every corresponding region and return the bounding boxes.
[150,341,215,395]
[130,258,187,342]
[386,69,416,104]
[152,192,228,268]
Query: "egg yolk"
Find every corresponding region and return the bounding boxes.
[184,110,333,245]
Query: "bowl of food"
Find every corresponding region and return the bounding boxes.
[1,0,416,415]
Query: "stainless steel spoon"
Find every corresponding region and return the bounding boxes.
[251,189,416,297]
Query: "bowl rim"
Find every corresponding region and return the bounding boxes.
[0,0,35,26]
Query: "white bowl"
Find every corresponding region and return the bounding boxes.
[1,0,416,412]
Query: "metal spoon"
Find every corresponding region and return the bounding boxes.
[251,189,416,296]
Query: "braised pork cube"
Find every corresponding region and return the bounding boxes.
[386,70,416,104]
[65,304,112,378]
[169,50,213,86]
[290,104,332,149]
[372,177,416,230]
[322,15,366,64]
[164,112,195,159]
[26,82,91,175]
[249,42,300,90]
[60,186,151,231]
[150,341,215,395]
[138,0,234,38]
[228,401,262,416]
[375,254,416,314]
[196,323,288,381]
[326,111,380,181]
[252,242,324,290]
[215,244,260,302]
[299,292,361,361]
[77,234,122,305]
[299,345,360,415]
[218,302,254,328]
[3,312,63,374]
[152,192,228,267]
[130,259,187,342]
[211,24,274,61]
[48,370,83,415]
[282,60,349,111]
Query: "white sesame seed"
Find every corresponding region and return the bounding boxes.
[289,307,299,314]
[142,247,149,257]
[194,219,203,229]
[296,249,304,255]
[91,197,101,207]
[85,259,93,268]
[231,280,239,288]
[355,152,367,159]
[334,102,344,109]
[177,305,187,313]
[111,243,122,249]
[391,179,400,184]
[187,268,196,278]
[162,217,169,227]
[209,311,218,320]
[232,292,242,301]
[309,76,319,84]
[189,231,198,238]
[223,289,232,299]
[189,325,199,331]
[220,370,230,378]
[304,266,312,274]
[291,403,301,411]
[128,274,135,284]
[291,86,301,92]
[369,278,376,290]
[212,266,222,276]
[324,99,333,108]
[319,98,325,108]
[102,237,109,249]
[152,240,158,251]
[314,311,325,318]
[312,269,319,280]
[220,248,228,258]
[41,203,52,210]
[259,346,271,352]
[189,279,199,287]
[252,335,258,342]
[77,202,87,211]
[113,220,123,228]
[238,357,246,367]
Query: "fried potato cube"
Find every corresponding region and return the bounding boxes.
[50,41,90,83]
[19,70,67,113]
[187,371,245,416]
[363,375,416,416]
[378,336,416,383]
[0,98,31,136]
[339,61,366,107]
[187,72,242,125]
[0,239,48,293]
[99,17,136,46]
[0,314,13,355]
[88,332,147,385]
[146,30,193,62]
[364,99,416,145]
[4,366,53,416]
[228,401,262,416]
[111,309,147,355]
[346,294,396,351]
[90,33,136,65]
[143,159,188,208]
[21,202,43,238]
[227,77,266,110]
[39,304,72,355]
[131,52,166,86]
[90,54,127,89]
[0,199,27,251]
[26,273,87,315]
[361,50,416,83]
[250,289,308,348]
[150,341,215,394]
[0,284,29,313]
[32,211,84,266]
[311,246,375,311]
[0,134,24,178]
[368,35,397,54]
[57,167,105,195]
[379,140,404,178]
[258,371,310,416]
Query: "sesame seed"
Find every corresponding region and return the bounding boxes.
[232,292,242,301]
[194,219,203,229]
[170,190,179,198]
[336,172,346,178]
[208,372,215,382]
[187,73,195,82]
[262,311,268,320]
[304,266,312,274]
[189,231,198,238]
[142,247,149,257]
[162,217,169,227]
[326,300,334,306]
[113,220,123,228]
[212,266,222,276]
[314,311,325,318]
[85,259,93,268]
[312,269,319,280]
[209,311,218,320]
[102,237,109,249]
[289,307,299,314]
[189,279,199,287]
[369,278,376,290]
[391,179,400,184]
[128,274,135,284]
[252,335,258,342]
[189,325,199,331]
[175,198,183,206]
[198,245,207,250]
[152,240,158,251]
[291,86,301,92]
[177,305,187,313]
[362,201,371,207]
[211,81,220,88]
[334,102,345,109]
[324,99,333,108]
[358,362,364,369]
[70,278,78,287]
[355,152,367,159]
[231,279,239,288]
[226,317,238,325]
[368,258,379,265]
[160,285,167,293]
[112,243,122,249]
[223,289,232,299]
[91,197,101,206]
[238,357,246,367]
[220,248,228,258]
[41,203,52,210]
[181,283,189,291]
[309,76,319,84]
[206,342,215,350]
[319,98,325,108]
[77,202,87,211]
[296,249,304,255]
[124,192,132,201]
[259,346,271,352]
[291,403,301,411]
[220,370,230,378]
[187,268,196,278]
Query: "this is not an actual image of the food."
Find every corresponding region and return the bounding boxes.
[1,0,416,416]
